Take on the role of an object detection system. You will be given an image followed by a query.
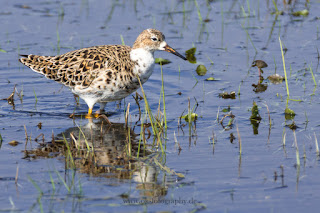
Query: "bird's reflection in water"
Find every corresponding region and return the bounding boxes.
[252,77,268,93]
[25,118,169,200]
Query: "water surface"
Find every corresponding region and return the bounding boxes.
[1,0,320,212]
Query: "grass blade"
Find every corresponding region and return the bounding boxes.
[279,37,290,97]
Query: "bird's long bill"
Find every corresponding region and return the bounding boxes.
[164,45,187,60]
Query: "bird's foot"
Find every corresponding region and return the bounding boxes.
[85,113,100,119]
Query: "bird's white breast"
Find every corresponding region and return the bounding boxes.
[130,48,155,84]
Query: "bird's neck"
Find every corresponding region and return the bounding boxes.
[130,48,155,83]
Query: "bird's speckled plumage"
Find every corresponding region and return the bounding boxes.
[19,29,187,117]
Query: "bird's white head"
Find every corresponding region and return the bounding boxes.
[132,29,187,60]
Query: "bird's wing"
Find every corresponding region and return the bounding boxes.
[19,45,134,88]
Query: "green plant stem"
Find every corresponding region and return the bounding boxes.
[272,0,279,12]
[309,64,317,86]
[279,37,290,98]
[161,64,167,130]
[137,76,158,136]
[120,34,125,45]
[194,0,203,22]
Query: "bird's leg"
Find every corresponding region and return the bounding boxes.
[94,109,104,115]
[94,102,107,117]
[85,107,94,119]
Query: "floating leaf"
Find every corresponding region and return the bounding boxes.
[181,113,198,122]
[185,47,196,55]
[288,121,298,130]
[285,107,296,120]
[267,74,284,84]
[285,107,295,115]
[185,47,197,64]
[155,58,171,65]
[0,48,7,53]
[205,77,216,81]
[250,101,261,121]
[219,91,236,99]
[292,9,309,17]
[222,106,231,113]
[8,140,19,146]
[196,65,207,76]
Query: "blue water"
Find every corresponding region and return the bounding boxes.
[1,0,320,212]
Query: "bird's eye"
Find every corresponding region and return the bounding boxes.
[151,37,158,42]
